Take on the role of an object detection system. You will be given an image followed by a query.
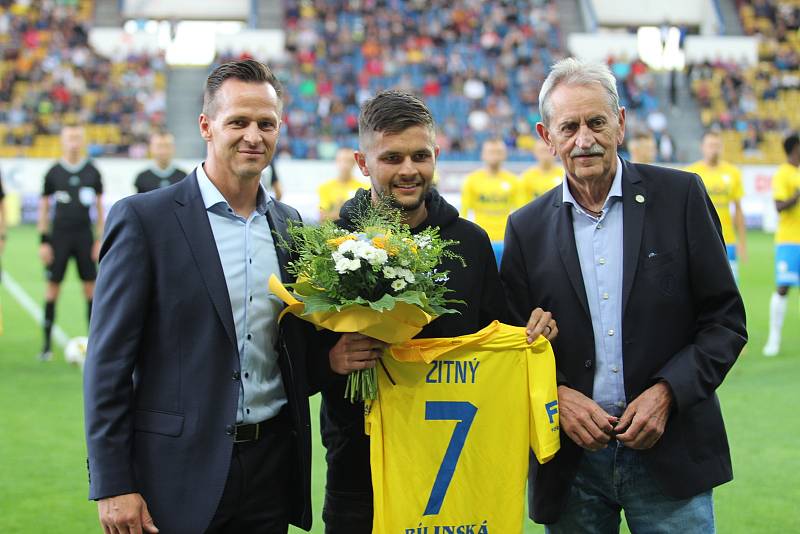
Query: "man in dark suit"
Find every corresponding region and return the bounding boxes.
[501,58,747,532]
[84,60,331,534]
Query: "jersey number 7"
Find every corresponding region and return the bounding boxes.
[423,401,478,516]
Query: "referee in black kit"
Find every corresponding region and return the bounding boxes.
[37,124,104,361]
[134,131,187,193]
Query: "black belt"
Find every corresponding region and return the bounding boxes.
[230,406,289,443]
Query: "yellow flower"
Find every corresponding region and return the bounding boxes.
[403,238,418,254]
[327,234,356,248]
[372,233,399,255]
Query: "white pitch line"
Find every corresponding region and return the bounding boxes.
[2,271,70,347]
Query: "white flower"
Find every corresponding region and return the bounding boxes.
[414,235,432,248]
[382,266,398,279]
[333,251,361,273]
[391,279,407,291]
[362,246,388,266]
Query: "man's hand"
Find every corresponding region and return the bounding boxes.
[39,243,53,265]
[558,385,618,451]
[329,333,388,375]
[92,239,102,263]
[526,308,558,343]
[98,493,159,534]
[614,381,673,450]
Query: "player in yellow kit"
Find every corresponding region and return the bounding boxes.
[627,129,657,164]
[318,147,368,222]
[461,139,524,265]
[520,140,563,201]
[685,131,747,279]
[764,133,800,356]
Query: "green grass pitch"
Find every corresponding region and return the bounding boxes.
[1,225,798,533]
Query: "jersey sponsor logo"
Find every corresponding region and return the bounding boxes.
[545,400,559,425]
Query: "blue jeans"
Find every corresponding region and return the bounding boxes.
[545,442,715,534]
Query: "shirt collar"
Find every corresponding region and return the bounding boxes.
[60,158,88,174]
[149,164,176,179]
[562,156,624,210]
[195,162,270,215]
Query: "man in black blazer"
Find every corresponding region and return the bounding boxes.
[84,60,332,533]
[501,58,747,532]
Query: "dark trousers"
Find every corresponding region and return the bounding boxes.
[207,409,293,534]
[323,488,373,534]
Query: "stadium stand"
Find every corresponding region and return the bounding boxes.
[687,0,800,164]
[216,1,665,161]
[0,0,167,158]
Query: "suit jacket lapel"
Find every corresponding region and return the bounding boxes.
[173,172,238,351]
[621,160,646,316]
[554,193,591,318]
[266,201,293,283]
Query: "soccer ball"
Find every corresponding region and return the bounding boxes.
[64,336,89,368]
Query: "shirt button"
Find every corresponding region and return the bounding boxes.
[232,371,241,380]
[247,334,252,340]
[611,367,619,373]
[249,296,253,302]
[225,425,234,436]
[597,223,603,229]
[602,292,609,300]
[249,258,252,264]
[616,401,625,409]
[584,360,593,368]
[598,258,606,265]
[246,408,250,414]
[244,372,250,378]
[608,329,615,336]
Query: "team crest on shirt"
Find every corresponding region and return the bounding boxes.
[54,191,71,204]
[778,260,788,273]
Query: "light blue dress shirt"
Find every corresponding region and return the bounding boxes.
[562,157,626,417]
[196,164,287,424]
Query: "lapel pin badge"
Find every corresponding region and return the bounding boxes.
[635,194,645,204]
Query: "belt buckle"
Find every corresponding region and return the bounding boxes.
[233,425,246,443]
[233,423,260,443]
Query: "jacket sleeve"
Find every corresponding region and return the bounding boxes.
[500,213,531,328]
[479,227,509,326]
[501,211,570,386]
[83,199,151,500]
[653,174,747,412]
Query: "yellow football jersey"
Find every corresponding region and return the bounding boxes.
[318,177,367,218]
[366,321,560,534]
[460,169,524,242]
[773,163,800,244]
[520,165,563,200]
[685,161,743,244]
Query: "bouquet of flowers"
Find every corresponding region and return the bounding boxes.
[269,197,463,401]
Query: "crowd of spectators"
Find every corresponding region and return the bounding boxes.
[685,0,800,163]
[217,0,665,162]
[0,0,168,158]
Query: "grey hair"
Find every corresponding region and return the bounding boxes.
[539,58,621,127]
